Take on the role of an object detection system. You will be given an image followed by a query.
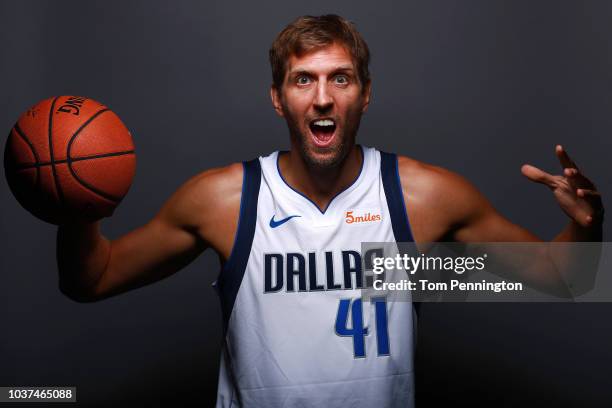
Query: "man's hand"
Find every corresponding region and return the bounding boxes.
[521,145,604,228]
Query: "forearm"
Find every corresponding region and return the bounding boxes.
[553,220,603,242]
[56,221,111,298]
[545,219,603,297]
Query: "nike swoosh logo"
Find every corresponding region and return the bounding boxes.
[269,214,301,228]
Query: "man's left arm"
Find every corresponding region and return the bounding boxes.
[454,145,603,243]
[399,146,604,296]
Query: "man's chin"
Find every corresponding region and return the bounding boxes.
[302,143,346,169]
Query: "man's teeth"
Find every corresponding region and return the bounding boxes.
[313,119,335,127]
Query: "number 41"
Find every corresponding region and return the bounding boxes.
[335,298,390,358]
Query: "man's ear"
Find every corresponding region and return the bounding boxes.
[361,81,372,113]
[270,86,284,117]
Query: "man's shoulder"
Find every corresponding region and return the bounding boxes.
[158,162,244,231]
[396,155,465,194]
[395,154,488,221]
[186,162,244,198]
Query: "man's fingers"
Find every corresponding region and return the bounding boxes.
[521,164,555,187]
[564,168,577,177]
[564,167,580,190]
[577,189,601,198]
[577,189,603,219]
[565,167,596,190]
[556,145,579,171]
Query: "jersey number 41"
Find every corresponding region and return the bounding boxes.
[335,298,390,358]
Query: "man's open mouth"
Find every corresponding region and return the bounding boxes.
[309,118,336,147]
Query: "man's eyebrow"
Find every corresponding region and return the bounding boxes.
[288,65,355,75]
[331,66,356,73]
[289,69,311,76]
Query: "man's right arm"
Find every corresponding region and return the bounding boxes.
[57,163,243,302]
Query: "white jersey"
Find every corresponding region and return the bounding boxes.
[214,146,417,407]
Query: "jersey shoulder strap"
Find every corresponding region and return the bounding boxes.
[216,157,261,329]
[380,151,421,316]
[380,151,413,243]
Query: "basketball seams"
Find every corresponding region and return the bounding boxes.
[67,162,121,203]
[48,96,65,205]
[65,108,122,204]
[13,150,135,170]
[13,124,40,163]
[13,123,41,187]
[66,108,110,158]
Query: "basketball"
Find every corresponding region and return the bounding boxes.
[4,96,136,224]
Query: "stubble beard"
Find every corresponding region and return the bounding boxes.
[286,114,362,172]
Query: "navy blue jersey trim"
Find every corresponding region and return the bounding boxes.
[276,145,365,214]
[217,158,261,329]
[381,152,414,243]
[381,152,421,316]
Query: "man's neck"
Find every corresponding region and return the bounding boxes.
[278,145,363,211]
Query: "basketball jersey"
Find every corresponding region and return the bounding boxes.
[214,146,416,407]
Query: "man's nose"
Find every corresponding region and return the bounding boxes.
[313,81,333,111]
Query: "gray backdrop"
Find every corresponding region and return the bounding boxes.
[1,1,611,406]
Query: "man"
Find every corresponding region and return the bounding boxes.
[57,15,603,407]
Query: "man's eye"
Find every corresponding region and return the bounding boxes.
[296,76,311,85]
[334,75,349,84]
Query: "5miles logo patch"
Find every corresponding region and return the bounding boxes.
[344,209,382,224]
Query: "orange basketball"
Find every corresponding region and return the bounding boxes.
[4,96,136,224]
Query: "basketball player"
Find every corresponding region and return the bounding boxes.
[57,15,604,407]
